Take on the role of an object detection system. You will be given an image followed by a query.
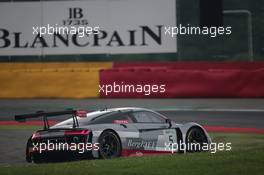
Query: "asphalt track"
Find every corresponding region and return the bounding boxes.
[0,99,263,165]
[0,99,264,128]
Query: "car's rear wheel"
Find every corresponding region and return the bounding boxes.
[98,130,121,159]
[26,139,32,163]
[32,154,44,163]
[186,127,208,152]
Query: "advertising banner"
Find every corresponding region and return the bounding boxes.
[0,0,177,56]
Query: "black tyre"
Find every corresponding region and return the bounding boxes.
[186,127,208,152]
[25,138,32,163]
[32,153,44,163]
[98,130,121,159]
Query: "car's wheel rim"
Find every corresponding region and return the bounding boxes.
[100,133,120,158]
[187,128,207,152]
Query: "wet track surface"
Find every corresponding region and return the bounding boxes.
[1,99,264,128]
[0,99,263,165]
[0,131,31,165]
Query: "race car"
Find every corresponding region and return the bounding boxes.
[14,107,211,163]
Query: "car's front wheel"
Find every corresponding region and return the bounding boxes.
[186,127,208,152]
[98,130,121,159]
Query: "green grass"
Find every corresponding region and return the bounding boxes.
[0,130,263,175]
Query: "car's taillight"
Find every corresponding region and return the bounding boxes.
[64,129,90,135]
[32,132,41,139]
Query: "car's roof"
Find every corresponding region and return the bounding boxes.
[103,107,151,112]
[82,107,159,120]
[92,107,167,119]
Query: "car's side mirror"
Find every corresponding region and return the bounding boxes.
[165,119,172,128]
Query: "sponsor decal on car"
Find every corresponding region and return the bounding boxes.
[113,120,129,124]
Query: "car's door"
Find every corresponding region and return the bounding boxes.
[129,111,178,152]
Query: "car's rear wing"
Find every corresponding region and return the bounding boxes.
[14,110,87,130]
